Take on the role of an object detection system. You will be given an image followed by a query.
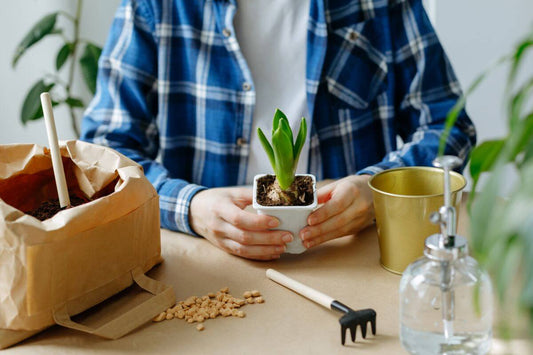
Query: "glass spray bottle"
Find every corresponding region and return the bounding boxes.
[399,156,493,354]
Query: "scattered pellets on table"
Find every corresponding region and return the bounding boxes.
[235,298,245,306]
[153,288,264,328]
[152,312,166,322]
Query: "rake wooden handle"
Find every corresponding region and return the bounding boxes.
[266,268,334,309]
[41,92,70,208]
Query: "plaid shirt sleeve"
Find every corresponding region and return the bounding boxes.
[357,0,476,175]
[80,0,205,234]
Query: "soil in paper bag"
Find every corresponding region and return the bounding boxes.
[27,195,89,221]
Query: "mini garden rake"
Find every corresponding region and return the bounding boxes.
[266,269,376,345]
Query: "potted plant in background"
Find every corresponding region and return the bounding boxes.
[253,109,317,254]
[11,0,101,137]
[441,27,533,340]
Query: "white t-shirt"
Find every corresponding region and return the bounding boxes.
[234,0,311,184]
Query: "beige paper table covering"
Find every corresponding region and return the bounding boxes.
[2,200,532,354]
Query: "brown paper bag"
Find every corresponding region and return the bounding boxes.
[0,140,175,348]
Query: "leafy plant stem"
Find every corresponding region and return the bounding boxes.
[65,0,83,137]
[59,10,76,23]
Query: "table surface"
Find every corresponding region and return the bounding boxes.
[3,200,532,354]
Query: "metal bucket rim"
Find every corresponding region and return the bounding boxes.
[368,166,467,199]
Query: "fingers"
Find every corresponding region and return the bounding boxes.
[300,176,375,249]
[309,182,357,226]
[207,223,291,260]
[219,203,280,230]
[300,214,367,248]
[204,213,293,260]
[223,223,293,246]
[219,238,286,260]
[300,199,359,244]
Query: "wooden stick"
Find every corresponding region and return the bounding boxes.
[40,92,70,208]
[266,269,334,309]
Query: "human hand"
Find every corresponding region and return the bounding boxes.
[189,187,293,260]
[299,175,375,248]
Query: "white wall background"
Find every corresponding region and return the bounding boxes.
[1,0,532,175]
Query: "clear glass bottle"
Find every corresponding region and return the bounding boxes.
[399,235,493,354]
[400,156,493,355]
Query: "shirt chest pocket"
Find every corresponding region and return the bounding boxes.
[325,17,389,110]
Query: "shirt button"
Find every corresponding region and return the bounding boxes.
[242,82,251,91]
[236,137,247,146]
[222,28,232,37]
[349,31,359,41]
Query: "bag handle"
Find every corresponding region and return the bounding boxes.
[53,267,175,339]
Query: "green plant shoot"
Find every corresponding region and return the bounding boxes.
[257,109,307,190]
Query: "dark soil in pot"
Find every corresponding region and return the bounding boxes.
[256,175,314,206]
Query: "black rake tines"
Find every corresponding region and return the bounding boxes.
[332,301,377,345]
[339,309,377,345]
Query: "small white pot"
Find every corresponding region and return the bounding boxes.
[252,174,317,254]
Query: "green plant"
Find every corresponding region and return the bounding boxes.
[12,0,101,137]
[440,26,533,336]
[257,108,307,193]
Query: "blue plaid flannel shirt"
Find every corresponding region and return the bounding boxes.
[81,0,476,235]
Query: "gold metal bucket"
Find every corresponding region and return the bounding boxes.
[368,167,466,274]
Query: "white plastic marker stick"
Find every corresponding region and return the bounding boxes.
[266,268,333,309]
[41,92,71,208]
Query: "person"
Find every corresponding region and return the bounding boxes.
[81,0,476,261]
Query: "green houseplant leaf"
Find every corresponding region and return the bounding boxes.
[272,123,296,190]
[65,97,85,108]
[272,108,287,132]
[79,43,102,94]
[469,140,504,186]
[21,80,55,124]
[56,43,73,71]
[293,117,307,161]
[257,109,308,191]
[257,128,275,169]
[12,13,58,68]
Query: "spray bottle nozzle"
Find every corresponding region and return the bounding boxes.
[432,156,463,248]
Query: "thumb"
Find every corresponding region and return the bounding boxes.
[231,187,253,208]
[316,181,337,204]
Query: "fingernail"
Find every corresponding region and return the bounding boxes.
[276,245,286,253]
[308,216,316,225]
[300,230,310,240]
[305,240,314,248]
[271,255,281,259]
[268,219,279,228]
[282,233,293,243]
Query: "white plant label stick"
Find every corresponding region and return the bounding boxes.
[40,92,71,208]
